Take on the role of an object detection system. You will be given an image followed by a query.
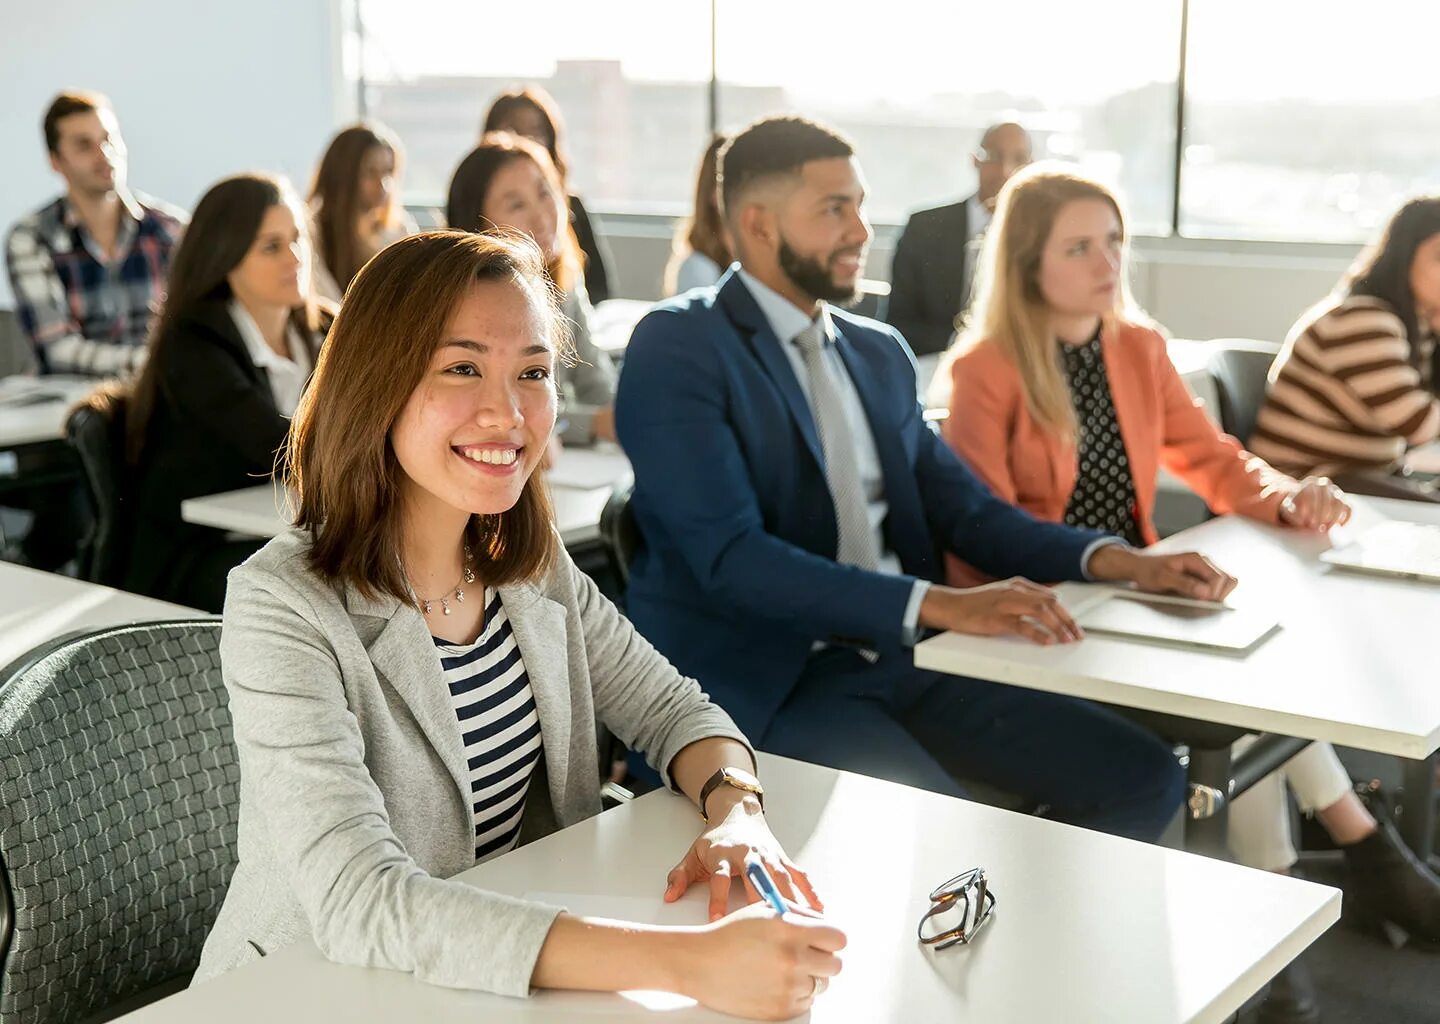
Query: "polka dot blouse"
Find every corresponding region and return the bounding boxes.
[1059,331,1146,547]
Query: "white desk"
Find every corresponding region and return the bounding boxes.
[0,375,95,448]
[0,562,206,671]
[181,479,617,549]
[916,496,1440,761]
[116,754,1337,1024]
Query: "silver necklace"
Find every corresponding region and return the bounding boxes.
[415,545,475,617]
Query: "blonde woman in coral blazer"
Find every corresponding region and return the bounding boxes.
[937,164,1440,1015]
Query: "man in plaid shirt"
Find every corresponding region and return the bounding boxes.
[5,91,186,377]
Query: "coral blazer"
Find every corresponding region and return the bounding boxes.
[942,319,1298,586]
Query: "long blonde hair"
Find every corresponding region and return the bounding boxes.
[955,164,1140,441]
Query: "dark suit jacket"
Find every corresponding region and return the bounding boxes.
[568,194,612,304]
[614,269,1104,740]
[884,196,975,357]
[123,301,319,600]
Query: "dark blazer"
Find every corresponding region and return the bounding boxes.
[614,269,1104,740]
[123,301,319,601]
[568,194,613,304]
[884,196,976,357]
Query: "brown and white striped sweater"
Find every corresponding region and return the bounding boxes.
[1250,295,1440,477]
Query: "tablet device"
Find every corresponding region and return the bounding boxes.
[1075,591,1279,655]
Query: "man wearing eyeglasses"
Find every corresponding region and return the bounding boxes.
[885,122,1031,356]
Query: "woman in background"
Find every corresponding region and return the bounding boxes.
[664,134,731,295]
[309,122,417,301]
[1251,195,1440,490]
[484,86,614,303]
[447,131,617,446]
[943,164,1440,1024]
[124,173,327,611]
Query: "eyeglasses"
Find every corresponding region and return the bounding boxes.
[917,867,996,950]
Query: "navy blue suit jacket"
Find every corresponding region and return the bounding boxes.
[614,270,1106,741]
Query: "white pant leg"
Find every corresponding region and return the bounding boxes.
[1281,741,1353,813]
[1225,738,1354,870]
[1227,735,1296,871]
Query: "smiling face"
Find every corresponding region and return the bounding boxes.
[1035,197,1125,319]
[770,156,873,304]
[389,276,557,523]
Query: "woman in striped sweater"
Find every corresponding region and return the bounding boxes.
[1252,196,1440,485]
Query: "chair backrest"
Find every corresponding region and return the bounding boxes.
[0,309,38,378]
[0,620,239,1024]
[597,481,641,587]
[1204,338,1281,446]
[65,383,130,585]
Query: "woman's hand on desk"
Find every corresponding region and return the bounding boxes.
[918,578,1085,645]
[1279,476,1351,531]
[665,791,823,922]
[1087,545,1238,602]
[678,904,846,1020]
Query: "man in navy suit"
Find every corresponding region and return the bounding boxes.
[616,117,1232,841]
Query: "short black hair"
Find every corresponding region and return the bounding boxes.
[717,116,854,222]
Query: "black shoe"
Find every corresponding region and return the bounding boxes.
[1341,819,1440,945]
[1257,955,1321,1024]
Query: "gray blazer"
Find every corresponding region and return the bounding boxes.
[194,528,749,998]
[557,284,618,444]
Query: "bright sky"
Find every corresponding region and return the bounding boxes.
[359,0,1440,105]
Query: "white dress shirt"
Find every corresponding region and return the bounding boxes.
[229,300,312,417]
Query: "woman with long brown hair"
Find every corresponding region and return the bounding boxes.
[941,163,1440,1022]
[664,134,732,296]
[123,172,327,611]
[193,230,842,1019]
[1252,196,1440,488]
[483,86,614,302]
[447,131,617,444]
[309,122,416,301]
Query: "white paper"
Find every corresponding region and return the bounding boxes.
[546,448,631,491]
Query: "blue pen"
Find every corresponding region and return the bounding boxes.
[745,858,789,915]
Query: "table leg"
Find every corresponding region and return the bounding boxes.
[1397,751,1437,861]
[1186,746,1233,859]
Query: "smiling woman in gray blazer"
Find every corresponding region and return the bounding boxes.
[194,230,845,1021]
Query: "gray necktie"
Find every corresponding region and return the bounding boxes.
[792,319,880,571]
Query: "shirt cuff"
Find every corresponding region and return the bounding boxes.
[1081,536,1129,581]
[900,579,932,646]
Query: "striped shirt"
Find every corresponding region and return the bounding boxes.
[1251,296,1440,477]
[4,192,185,377]
[433,587,543,863]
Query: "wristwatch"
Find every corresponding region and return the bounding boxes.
[698,766,765,823]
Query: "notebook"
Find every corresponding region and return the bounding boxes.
[1074,590,1280,655]
[1320,520,1440,584]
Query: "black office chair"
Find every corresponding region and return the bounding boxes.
[1204,338,1281,445]
[597,480,641,587]
[65,383,131,586]
[0,620,238,1024]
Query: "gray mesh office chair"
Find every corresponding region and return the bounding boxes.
[0,620,238,1023]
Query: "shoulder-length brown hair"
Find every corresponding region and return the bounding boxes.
[482,86,569,186]
[127,173,321,464]
[665,134,731,294]
[285,229,572,602]
[445,131,582,293]
[310,122,404,292]
[1341,194,1440,349]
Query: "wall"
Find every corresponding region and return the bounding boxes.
[0,0,352,307]
[595,213,1361,345]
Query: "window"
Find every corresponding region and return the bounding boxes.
[713,0,1181,234]
[1181,0,1440,242]
[353,0,712,211]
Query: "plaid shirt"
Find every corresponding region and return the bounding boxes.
[5,192,186,377]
